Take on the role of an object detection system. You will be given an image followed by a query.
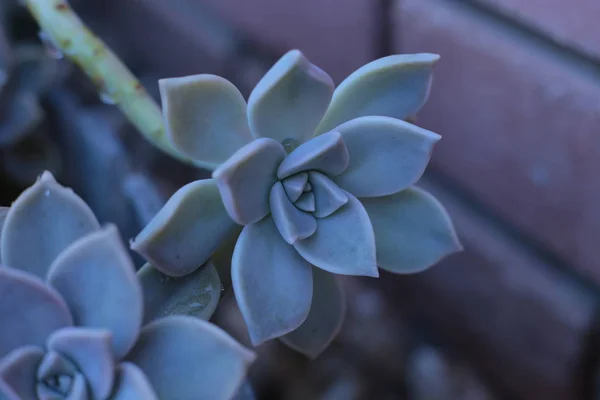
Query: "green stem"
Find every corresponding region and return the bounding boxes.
[23,0,191,163]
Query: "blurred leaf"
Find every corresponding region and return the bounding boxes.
[138,262,222,323]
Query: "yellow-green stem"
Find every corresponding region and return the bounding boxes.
[23,0,191,163]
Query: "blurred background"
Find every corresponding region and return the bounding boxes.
[1,0,600,399]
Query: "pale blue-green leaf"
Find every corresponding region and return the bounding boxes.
[111,363,158,400]
[294,192,378,277]
[248,49,334,143]
[131,179,237,277]
[277,131,349,179]
[47,327,114,400]
[308,172,348,218]
[232,216,313,345]
[1,171,100,278]
[213,138,285,225]
[0,267,72,358]
[0,379,19,400]
[316,53,439,133]
[270,182,317,245]
[37,351,77,380]
[127,316,255,400]
[138,262,221,324]
[0,346,44,400]
[282,172,308,202]
[361,187,462,273]
[295,192,316,213]
[159,74,252,169]
[333,116,440,197]
[47,226,142,359]
[44,372,86,400]
[280,267,346,358]
[232,380,256,400]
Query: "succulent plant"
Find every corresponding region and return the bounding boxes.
[131,50,461,356]
[0,172,255,399]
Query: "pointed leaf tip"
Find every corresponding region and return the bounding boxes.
[232,216,313,345]
[333,116,440,197]
[159,74,252,168]
[248,49,334,143]
[361,187,461,274]
[317,53,440,133]
[131,179,237,277]
[294,192,378,278]
[1,170,100,278]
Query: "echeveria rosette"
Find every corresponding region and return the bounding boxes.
[131,49,462,357]
[0,173,255,399]
[0,171,223,322]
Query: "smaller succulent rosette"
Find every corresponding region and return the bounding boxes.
[0,172,255,400]
[132,50,462,357]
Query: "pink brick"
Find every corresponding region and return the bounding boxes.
[197,0,376,82]
[381,179,596,400]
[394,0,600,282]
[475,0,600,60]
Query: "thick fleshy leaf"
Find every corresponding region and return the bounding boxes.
[270,182,317,245]
[282,172,308,202]
[47,327,114,400]
[111,363,158,400]
[247,49,334,143]
[127,316,256,400]
[1,171,100,278]
[0,346,44,400]
[277,131,349,179]
[294,191,378,277]
[131,179,237,277]
[0,379,19,400]
[36,372,88,400]
[0,207,8,264]
[138,262,222,324]
[54,373,87,400]
[37,351,77,380]
[232,216,313,344]
[308,172,348,218]
[47,226,142,359]
[333,116,440,197]
[360,187,462,273]
[0,267,72,358]
[280,267,346,358]
[316,53,440,133]
[232,380,256,400]
[295,192,316,212]
[160,74,252,168]
[212,138,285,225]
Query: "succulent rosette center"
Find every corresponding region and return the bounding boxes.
[33,328,115,400]
[230,130,351,245]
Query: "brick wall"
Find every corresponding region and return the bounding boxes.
[92,0,600,398]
